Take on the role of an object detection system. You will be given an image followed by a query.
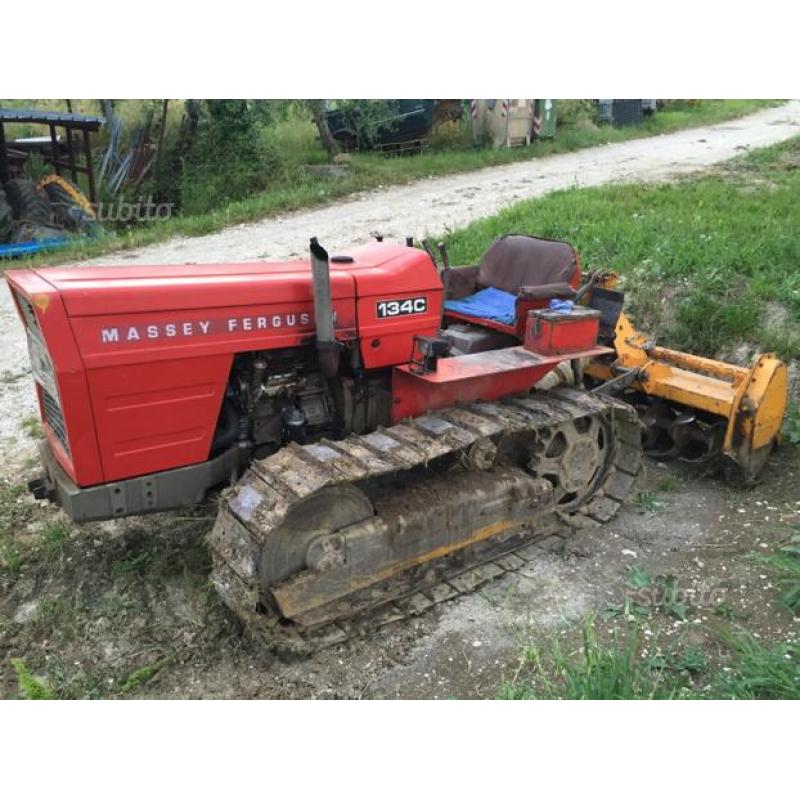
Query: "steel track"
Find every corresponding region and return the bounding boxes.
[208,387,643,656]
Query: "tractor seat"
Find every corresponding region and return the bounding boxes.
[443,235,581,333]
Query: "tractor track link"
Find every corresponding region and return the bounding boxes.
[208,387,643,656]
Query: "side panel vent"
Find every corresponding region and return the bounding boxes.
[41,387,70,456]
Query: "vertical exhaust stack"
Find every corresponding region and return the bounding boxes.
[309,237,340,378]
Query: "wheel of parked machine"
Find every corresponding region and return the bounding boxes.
[39,174,100,235]
[4,179,55,226]
[0,187,13,243]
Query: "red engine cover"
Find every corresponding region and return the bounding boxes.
[6,243,442,486]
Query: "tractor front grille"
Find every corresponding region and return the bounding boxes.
[16,293,41,334]
[41,387,70,456]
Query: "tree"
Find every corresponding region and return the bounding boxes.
[308,100,339,157]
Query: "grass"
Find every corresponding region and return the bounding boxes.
[0,482,30,573]
[10,657,55,699]
[443,135,800,361]
[750,531,800,612]
[3,100,781,269]
[786,405,800,445]
[39,520,70,560]
[500,617,800,700]
[707,632,800,699]
[500,617,690,699]
[636,491,666,513]
[117,655,174,695]
[502,529,800,700]
[21,414,43,439]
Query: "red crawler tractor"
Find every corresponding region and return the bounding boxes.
[7,235,646,651]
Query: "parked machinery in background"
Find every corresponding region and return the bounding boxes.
[470,100,556,147]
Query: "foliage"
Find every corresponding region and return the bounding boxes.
[500,618,800,700]
[707,631,800,699]
[40,521,70,560]
[324,100,399,149]
[177,100,280,215]
[118,655,174,695]
[785,406,800,446]
[10,658,55,699]
[499,617,688,699]
[750,532,800,612]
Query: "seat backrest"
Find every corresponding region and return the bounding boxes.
[477,234,580,294]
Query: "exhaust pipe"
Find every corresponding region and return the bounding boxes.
[309,237,340,378]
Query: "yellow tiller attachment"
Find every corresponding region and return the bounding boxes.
[585,302,787,483]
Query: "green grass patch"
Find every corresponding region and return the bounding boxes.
[749,532,800,612]
[786,406,800,446]
[10,658,56,699]
[112,549,154,577]
[500,618,800,700]
[635,491,666,513]
[706,631,800,699]
[500,617,690,699]
[39,520,71,560]
[7,100,781,269]
[118,655,174,695]
[443,135,800,360]
[21,414,43,439]
[0,482,30,573]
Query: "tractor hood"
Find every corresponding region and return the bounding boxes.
[5,242,441,317]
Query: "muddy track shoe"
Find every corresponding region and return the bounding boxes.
[208,387,643,655]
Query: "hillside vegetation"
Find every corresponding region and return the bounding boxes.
[0,99,779,266]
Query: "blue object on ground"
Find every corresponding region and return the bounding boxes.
[0,238,71,259]
[444,287,517,325]
[548,298,575,313]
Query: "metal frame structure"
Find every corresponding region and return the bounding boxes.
[0,107,105,205]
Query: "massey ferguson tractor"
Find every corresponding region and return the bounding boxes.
[6,234,787,652]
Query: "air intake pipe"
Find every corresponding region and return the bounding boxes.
[309,237,340,378]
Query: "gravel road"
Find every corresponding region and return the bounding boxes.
[1,101,799,455]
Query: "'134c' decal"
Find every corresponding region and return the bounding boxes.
[376,297,428,318]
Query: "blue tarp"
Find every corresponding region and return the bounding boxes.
[444,287,517,325]
[0,238,71,259]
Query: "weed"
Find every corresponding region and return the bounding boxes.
[0,536,24,573]
[785,406,800,446]
[118,655,174,695]
[713,602,739,619]
[39,521,71,560]
[21,414,43,439]
[626,565,653,590]
[501,621,800,699]
[636,491,665,513]
[674,646,708,674]
[749,532,800,612]
[603,595,651,620]
[113,550,153,577]
[656,475,680,492]
[500,617,687,700]
[10,658,55,700]
[707,631,800,699]
[661,575,689,620]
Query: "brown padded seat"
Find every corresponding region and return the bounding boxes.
[477,234,579,294]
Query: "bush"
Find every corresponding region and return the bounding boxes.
[177,100,280,215]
